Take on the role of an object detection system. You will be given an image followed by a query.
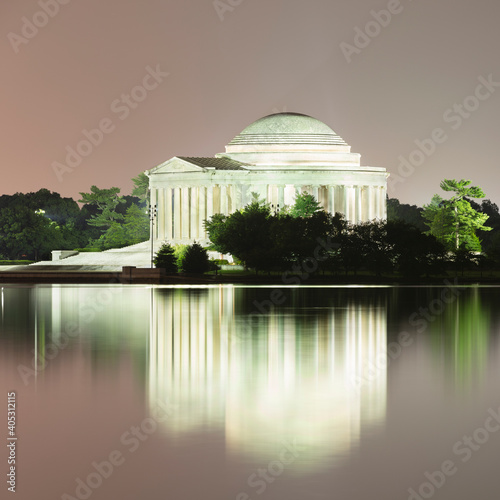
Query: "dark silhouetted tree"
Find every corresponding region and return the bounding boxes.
[153,243,178,273]
[180,242,210,274]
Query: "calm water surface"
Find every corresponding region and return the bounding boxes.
[2,284,500,500]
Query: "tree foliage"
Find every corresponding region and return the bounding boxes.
[131,172,149,202]
[289,192,322,218]
[205,202,274,271]
[180,242,210,274]
[205,198,452,277]
[0,207,63,260]
[153,243,178,273]
[206,200,340,273]
[387,197,426,231]
[78,185,125,230]
[93,204,149,250]
[423,179,491,251]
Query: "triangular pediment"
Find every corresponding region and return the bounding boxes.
[149,157,206,174]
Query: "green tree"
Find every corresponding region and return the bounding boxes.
[0,207,63,260]
[123,204,149,243]
[387,197,426,231]
[0,189,81,225]
[78,186,125,231]
[94,204,149,250]
[174,244,190,269]
[131,172,149,203]
[204,213,230,254]
[290,192,322,218]
[205,202,338,273]
[386,220,446,277]
[94,222,127,250]
[180,242,210,274]
[423,179,492,251]
[205,202,276,272]
[153,243,178,273]
[472,199,500,256]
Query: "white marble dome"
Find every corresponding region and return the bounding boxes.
[222,112,354,166]
[228,112,348,147]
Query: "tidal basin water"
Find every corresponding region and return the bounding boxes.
[2,284,500,500]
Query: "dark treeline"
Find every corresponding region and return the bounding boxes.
[2,176,499,274]
[205,192,500,277]
[387,197,500,262]
[0,178,149,260]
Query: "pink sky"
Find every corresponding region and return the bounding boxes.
[2,0,500,207]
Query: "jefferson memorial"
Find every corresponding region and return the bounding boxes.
[26,112,388,270]
[148,112,388,246]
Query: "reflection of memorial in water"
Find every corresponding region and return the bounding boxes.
[148,286,388,460]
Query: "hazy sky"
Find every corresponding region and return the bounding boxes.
[2,0,500,207]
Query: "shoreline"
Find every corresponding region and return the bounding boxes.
[0,270,498,286]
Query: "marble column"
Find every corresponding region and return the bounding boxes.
[206,186,214,220]
[375,186,382,220]
[344,186,351,221]
[174,187,181,241]
[190,187,198,240]
[233,184,243,211]
[368,186,376,221]
[227,185,233,213]
[181,187,190,240]
[220,185,228,215]
[277,185,285,212]
[267,185,273,206]
[328,186,335,215]
[319,186,328,210]
[156,188,165,240]
[380,186,385,219]
[312,185,319,203]
[198,186,206,239]
[381,186,387,219]
[355,186,362,223]
[284,185,295,206]
[165,188,173,240]
[150,188,158,240]
[350,186,356,223]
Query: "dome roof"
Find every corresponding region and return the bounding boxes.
[228,112,348,147]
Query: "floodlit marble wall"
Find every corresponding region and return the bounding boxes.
[150,178,388,246]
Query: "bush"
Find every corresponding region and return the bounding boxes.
[153,243,178,273]
[74,248,101,252]
[211,259,229,266]
[174,244,190,269]
[181,242,210,274]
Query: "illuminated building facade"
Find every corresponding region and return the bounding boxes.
[148,112,389,246]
